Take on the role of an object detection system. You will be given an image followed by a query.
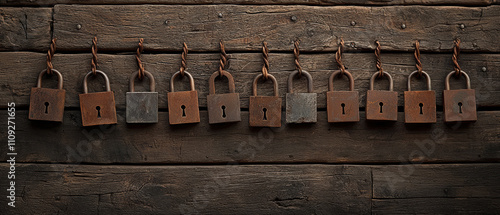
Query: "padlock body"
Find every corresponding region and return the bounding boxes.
[167,90,200,125]
[366,90,398,121]
[286,93,317,123]
[443,89,477,122]
[404,90,436,123]
[126,92,158,123]
[207,93,241,124]
[79,91,117,126]
[29,87,66,122]
[249,96,282,127]
[327,91,359,122]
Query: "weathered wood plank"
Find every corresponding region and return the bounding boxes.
[372,198,500,214]
[53,5,500,52]
[1,52,498,109]
[373,164,500,198]
[1,0,497,6]
[372,164,500,214]
[0,110,498,164]
[0,163,372,214]
[0,7,52,51]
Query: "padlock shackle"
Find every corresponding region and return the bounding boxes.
[129,70,155,92]
[407,70,431,91]
[369,71,393,91]
[445,70,471,90]
[37,69,63,89]
[328,70,354,92]
[208,70,236,95]
[170,70,195,92]
[83,70,111,94]
[287,70,313,93]
[252,73,278,97]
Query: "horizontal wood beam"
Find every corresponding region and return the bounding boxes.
[1,0,497,6]
[1,110,499,164]
[0,7,52,51]
[53,5,500,52]
[1,52,498,109]
[0,163,372,214]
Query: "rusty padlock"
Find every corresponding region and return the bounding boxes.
[404,71,436,123]
[249,74,282,127]
[366,71,398,121]
[327,70,359,122]
[286,70,317,123]
[443,70,477,122]
[168,71,200,125]
[207,70,241,124]
[126,71,158,123]
[28,69,66,122]
[79,70,117,126]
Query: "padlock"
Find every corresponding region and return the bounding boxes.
[167,71,200,125]
[286,70,317,123]
[79,70,117,126]
[249,74,282,127]
[404,71,436,123]
[443,70,477,122]
[28,69,66,122]
[126,71,158,123]
[366,71,398,121]
[327,70,359,122]
[207,70,241,124]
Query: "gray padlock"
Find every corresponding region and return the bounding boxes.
[126,71,158,123]
[286,70,317,123]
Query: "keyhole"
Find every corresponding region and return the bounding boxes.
[458,102,463,114]
[44,102,49,114]
[379,102,384,113]
[262,108,268,120]
[341,103,346,115]
[221,105,227,118]
[96,106,101,118]
[419,103,424,115]
[181,105,186,117]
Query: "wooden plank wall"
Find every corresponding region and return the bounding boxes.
[1,0,499,214]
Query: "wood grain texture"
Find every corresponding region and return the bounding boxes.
[372,164,500,214]
[0,7,52,51]
[0,163,372,214]
[1,52,498,109]
[53,5,500,52]
[1,110,498,164]
[1,0,497,6]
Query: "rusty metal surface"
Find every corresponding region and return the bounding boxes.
[80,91,117,126]
[80,70,117,126]
[366,71,397,121]
[126,70,158,123]
[443,70,476,122]
[249,73,281,127]
[29,69,65,122]
[168,71,199,125]
[207,70,241,124]
[327,91,359,122]
[249,96,282,127]
[327,70,359,122]
[286,70,316,123]
[404,70,436,123]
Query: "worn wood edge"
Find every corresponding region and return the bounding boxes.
[0,7,52,51]
[0,163,372,214]
[2,52,498,109]
[1,110,498,164]
[372,163,500,198]
[53,5,500,52]
[0,0,496,6]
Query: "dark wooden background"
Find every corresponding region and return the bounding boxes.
[1,0,499,214]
